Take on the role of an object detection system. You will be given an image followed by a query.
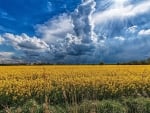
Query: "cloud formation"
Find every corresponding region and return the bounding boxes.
[0,0,150,64]
[0,35,4,44]
[72,0,96,43]
[127,25,138,33]
[1,33,52,63]
[138,29,150,36]
[3,33,49,51]
[34,0,98,63]
[0,52,16,64]
[93,0,150,24]
[36,14,73,44]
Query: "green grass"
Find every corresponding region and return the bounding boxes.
[0,97,150,113]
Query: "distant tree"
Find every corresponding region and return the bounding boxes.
[119,57,150,65]
[99,62,105,65]
[117,62,120,65]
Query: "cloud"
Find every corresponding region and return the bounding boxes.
[3,33,50,51]
[0,35,5,44]
[1,15,74,63]
[47,1,53,12]
[113,0,129,6]
[36,14,73,44]
[72,0,97,43]
[1,33,52,63]
[93,1,150,24]
[126,25,138,33]
[1,0,150,64]
[114,36,125,41]
[0,52,14,59]
[0,52,17,64]
[37,0,97,44]
[34,0,98,63]
[0,10,16,21]
[0,52,13,56]
[55,0,98,61]
[98,36,150,63]
[138,29,150,36]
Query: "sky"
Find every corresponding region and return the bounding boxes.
[0,0,150,64]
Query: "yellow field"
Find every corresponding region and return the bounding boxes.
[0,65,150,104]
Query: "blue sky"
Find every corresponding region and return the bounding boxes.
[0,0,150,64]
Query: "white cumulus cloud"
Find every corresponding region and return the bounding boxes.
[3,33,50,51]
[138,29,150,36]
[36,14,73,44]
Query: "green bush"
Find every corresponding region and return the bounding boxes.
[68,100,126,113]
[122,98,150,113]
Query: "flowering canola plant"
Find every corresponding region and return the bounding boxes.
[0,65,150,105]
